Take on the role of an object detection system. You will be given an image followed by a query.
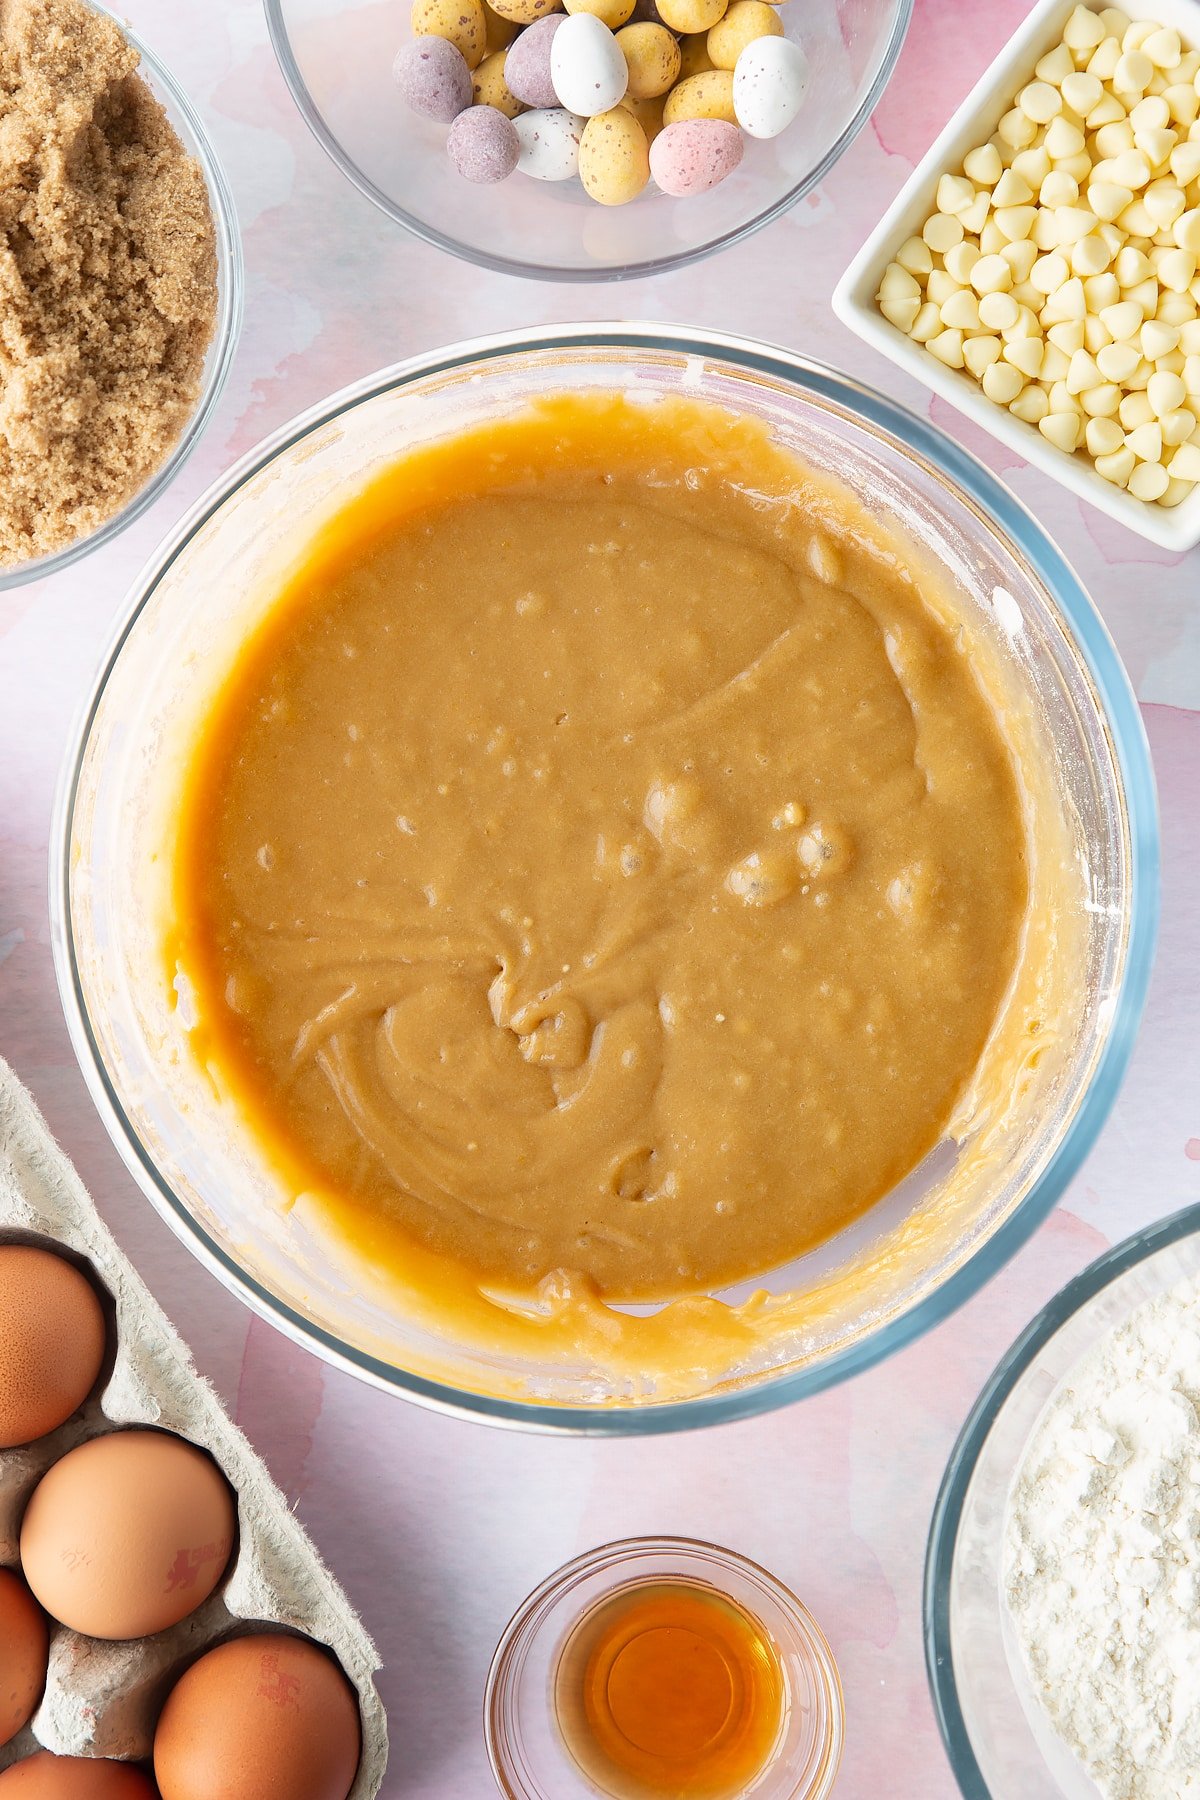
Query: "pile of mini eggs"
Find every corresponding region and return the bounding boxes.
[393,0,809,202]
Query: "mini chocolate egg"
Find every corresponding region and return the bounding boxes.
[153,1633,361,1800]
[20,1429,236,1640]
[487,0,560,25]
[620,89,665,141]
[0,1755,156,1797]
[563,0,634,28]
[706,0,779,69]
[393,35,473,120]
[614,21,679,97]
[579,105,649,202]
[731,32,807,137]
[654,0,725,35]
[448,103,521,179]
[503,14,563,106]
[649,116,742,192]
[676,28,714,75]
[0,1245,106,1448]
[482,0,519,47]
[513,105,585,178]
[0,1568,48,1747]
[550,12,628,115]
[472,47,523,113]
[411,0,487,66]
[663,66,735,122]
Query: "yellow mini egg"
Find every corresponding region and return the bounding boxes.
[620,90,665,141]
[663,65,735,123]
[707,0,779,68]
[487,0,560,25]
[20,1429,236,1640]
[564,0,635,27]
[579,105,650,202]
[0,1244,106,1449]
[0,1569,47,1748]
[676,30,714,77]
[472,49,523,113]
[614,21,680,97]
[411,0,487,67]
[153,1634,361,1800]
[654,0,725,37]
[482,0,519,46]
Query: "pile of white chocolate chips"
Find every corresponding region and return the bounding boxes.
[877,5,1200,507]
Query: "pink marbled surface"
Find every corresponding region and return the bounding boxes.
[1,0,1199,1793]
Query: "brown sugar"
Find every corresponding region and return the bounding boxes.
[0,0,218,569]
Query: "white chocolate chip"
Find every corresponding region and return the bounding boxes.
[1148,367,1187,412]
[1128,459,1170,498]
[1095,445,1137,483]
[1085,415,1125,455]
[964,142,1003,185]
[1020,80,1063,123]
[927,327,965,367]
[1040,410,1082,451]
[896,235,934,276]
[982,360,1025,404]
[937,173,976,215]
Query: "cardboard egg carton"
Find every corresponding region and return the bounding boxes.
[0,1057,387,1794]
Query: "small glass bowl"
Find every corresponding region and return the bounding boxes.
[0,0,243,592]
[485,1537,844,1799]
[925,1201,1200,1799]
[265,0,911,281]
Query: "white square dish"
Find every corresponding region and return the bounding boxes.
[833,0,1200,553]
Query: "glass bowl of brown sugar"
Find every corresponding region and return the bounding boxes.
[0,0,242,591]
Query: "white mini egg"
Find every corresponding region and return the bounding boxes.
[551,12,629,117]
[732,35,808,140]
[514,106,587,178]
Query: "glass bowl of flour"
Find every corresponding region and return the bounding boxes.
[926,1201,1200,1799]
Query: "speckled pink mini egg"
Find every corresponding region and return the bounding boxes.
[649,116,742,194]
[504,13,563,107]
[393,35,473,121]
[447,104,520,179]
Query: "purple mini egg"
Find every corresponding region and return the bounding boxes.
[447,103,521,180]
[393,35,473,121]
[503,14,564,108]
[649,116,742,194]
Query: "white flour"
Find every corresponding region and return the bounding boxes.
[1005,1270,1200,1800]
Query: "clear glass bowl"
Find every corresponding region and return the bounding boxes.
[264,0,911,280]
[51,324,1158,1433]
[0,0,243,593]
[924,1202,1200,1800]
[485,1537,844,1799]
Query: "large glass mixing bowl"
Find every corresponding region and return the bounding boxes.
[265,0,910,280]
[51,325,1158,1433]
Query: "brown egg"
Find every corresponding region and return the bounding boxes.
[0,1246,107,1448]
[19,1430,235,1640]
[0,1568,48,1747]
[0,1752,157,1796]
[153,1634,361,1800]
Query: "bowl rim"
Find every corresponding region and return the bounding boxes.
[261,0,913,283]
[923,1198,1200,1800]
[0,0,245,592]
[50,321,1161,1436]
